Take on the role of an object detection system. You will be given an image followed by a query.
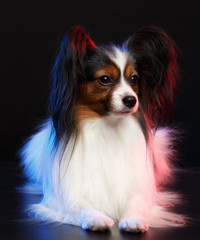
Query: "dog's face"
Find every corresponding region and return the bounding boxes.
[77,47,140,119]
[50,26,180,139]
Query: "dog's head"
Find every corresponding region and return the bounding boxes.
[49,26,180,141]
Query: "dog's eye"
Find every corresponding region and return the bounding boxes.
[98,75,113,86]
[130,75,138,85]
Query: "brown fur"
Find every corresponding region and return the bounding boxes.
[75,61,139,125]
[124,62,139,94]
[94,65,120,81]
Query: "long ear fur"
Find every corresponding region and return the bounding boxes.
[126,26,180,127]
[48,26,96,145]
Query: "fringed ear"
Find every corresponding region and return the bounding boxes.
[48,26,96,144]
[125,26,180,127]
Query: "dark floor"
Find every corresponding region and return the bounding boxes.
[0,162,200,240]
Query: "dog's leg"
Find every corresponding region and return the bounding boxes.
[119,197,149,233]
[65,199,114,231]
[119,215,149,233]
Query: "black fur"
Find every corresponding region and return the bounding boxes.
[125,26,180,128]
[48,26,180,148]
[48,26,96,146]
[86,46,117,82]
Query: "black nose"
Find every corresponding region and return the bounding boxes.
[122,96,137,109]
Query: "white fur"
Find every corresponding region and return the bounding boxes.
[119,216,149,232]
[109,47,128,74]
[112,83,139,114]
[109,48,139,114]
[20,116,185,231]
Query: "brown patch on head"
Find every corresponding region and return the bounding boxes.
[75,64,121,125]
[124,63,138,78]
[75,81,110,125]
[94,65,119,81]
[77,80,111,112]
[74,104,100,125]
[75,67,118,124]
[132,83,139,95]
[124,62,139,94]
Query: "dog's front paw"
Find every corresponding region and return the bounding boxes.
[81,210,114,231]
[119,216,149,233]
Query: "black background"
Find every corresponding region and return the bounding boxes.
[1,0,199,166]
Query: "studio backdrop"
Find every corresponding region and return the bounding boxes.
[0,0,199,166]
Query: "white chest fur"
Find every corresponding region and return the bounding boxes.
[59,116,155,221]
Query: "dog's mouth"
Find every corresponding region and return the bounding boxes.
[113,104,139,117]
[117,111,132,114]
[113,110,134,117]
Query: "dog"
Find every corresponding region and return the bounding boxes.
[20,26,185,232]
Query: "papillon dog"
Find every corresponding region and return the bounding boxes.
[20,26,185,232]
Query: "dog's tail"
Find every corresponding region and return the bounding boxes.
[19,120,55,194]
[152,127,180,186]
[150,127,188,227]
[150,191,187,227]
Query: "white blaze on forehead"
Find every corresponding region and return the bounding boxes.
[109,47,139,114]
[110,48,135,96]
[110,47,128,75]
[109,48,134,93]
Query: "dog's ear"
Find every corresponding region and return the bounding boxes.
[69,26,96,56]
[125,26,180,127]
[67,26,96,77]
[49,26,96,143]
